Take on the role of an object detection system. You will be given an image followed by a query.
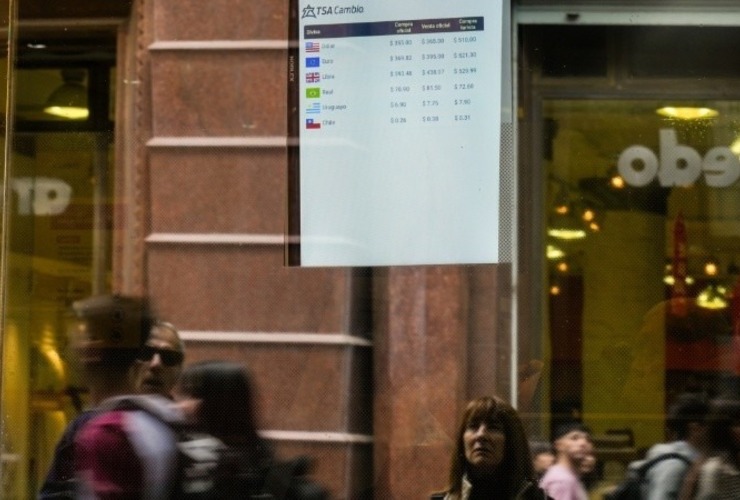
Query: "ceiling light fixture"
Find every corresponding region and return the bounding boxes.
[696,283,728,310]
[44,69,89,120]
[546,244,566,260]
[656,106,719,120]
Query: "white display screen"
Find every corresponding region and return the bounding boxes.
[288,0,505,267]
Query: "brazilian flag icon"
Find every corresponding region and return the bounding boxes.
[306,87,321,98]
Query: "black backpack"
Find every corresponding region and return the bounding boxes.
[603,452,692,500]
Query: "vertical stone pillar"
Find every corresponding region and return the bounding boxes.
[373,266,469,498]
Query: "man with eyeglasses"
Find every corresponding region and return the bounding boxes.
[135,321,185,398]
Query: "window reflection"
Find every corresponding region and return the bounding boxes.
[543,99,740,484]
[2,35,115,497]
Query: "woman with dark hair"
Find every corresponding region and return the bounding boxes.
[432,396,550,500]
[175,360,328,499]
[176,361,263,448]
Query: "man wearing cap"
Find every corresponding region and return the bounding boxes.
[539,422,592,500]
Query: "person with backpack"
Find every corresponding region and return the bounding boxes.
[38,307,187,499]
[69,294,183,499]
[607,393,710,500]
[174,360,329,500]
[640,393,710,500]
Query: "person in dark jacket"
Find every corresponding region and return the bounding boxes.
[432,396,551,500]
[175,360,328,499]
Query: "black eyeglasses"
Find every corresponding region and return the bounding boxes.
[137,346,184,367]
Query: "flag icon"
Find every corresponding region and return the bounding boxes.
[306,102,321,114]
[306,72,320,83]
[306,118,321,129]
[306,57,320,68]
[305,41,320,53]
[306,87,321,98]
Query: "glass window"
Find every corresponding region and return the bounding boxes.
[2,38,116,497]
[523,23,740,493]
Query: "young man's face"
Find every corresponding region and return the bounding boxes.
[555,430,592,464]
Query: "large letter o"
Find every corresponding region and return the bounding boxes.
[618,146,659,187]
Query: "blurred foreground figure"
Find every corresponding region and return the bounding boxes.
[71,294,181,499]
[39,299,184,499]
[175,360,329,500]
[431,396,550,500]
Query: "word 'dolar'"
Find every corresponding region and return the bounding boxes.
[618,129,740,188]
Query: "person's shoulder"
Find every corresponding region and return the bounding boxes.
[99,394,183,423]
[645,441,674,458]
[540,464,576,482]
[645,442,694,467]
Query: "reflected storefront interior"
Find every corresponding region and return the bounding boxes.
[519,19,740,489]
[1,2,740,499]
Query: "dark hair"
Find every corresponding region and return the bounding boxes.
[529,440,554,457]
[552,421,591,442]
[707,398,740,465]
[446,396,536,498]
[71,294,155,367]
[666,393,710,440]
[178,361,262,448]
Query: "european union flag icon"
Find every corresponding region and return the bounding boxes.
[306,57,320,68]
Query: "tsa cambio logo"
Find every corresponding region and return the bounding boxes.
[301,4,364,19]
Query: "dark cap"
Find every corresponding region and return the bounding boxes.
[553,421,591,441]
[70,294,155,365]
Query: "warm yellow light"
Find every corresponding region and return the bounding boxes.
[704,261,719,277]
[588,221,600,232]
[550,285,561,296]
[582,209,595,222]
[697,284,728,309]
[547,245,566,260]
[610,175,625,189]
[663,274,696,286]
[557,261,569,273]
[547,228,587,240]
[656,106,719,120]
[731,137,740,156]
[44,105,89,119]
[555,204,569,215]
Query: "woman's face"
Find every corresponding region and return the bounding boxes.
[463,417,506,475]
